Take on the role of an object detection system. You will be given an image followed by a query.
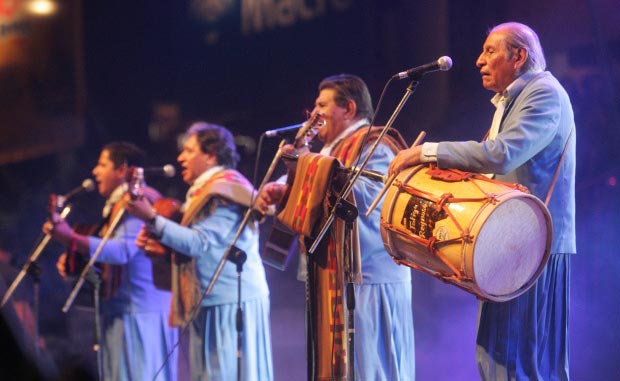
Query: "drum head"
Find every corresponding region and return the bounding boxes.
[473,196,550,298]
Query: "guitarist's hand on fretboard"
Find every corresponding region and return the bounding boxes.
[42,217,74,247]
[124,193,156,222]
[255,182,287,216]
[43,194,75,247]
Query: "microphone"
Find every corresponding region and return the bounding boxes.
[263,123,304,138]
[235,135,257,155]
[144,164,176,178]
[394,56,453,80]
[56,179,96,207]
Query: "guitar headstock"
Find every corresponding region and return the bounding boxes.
[294,112,325,148]
[126,166,144,200]
[47,194,61,224]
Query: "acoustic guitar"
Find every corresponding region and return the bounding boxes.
[261,112,324,270]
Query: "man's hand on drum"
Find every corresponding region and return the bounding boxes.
[255,182,287,216]
[388,145,424,177]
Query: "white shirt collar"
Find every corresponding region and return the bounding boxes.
[491,87,510,108]
[320,118,370,155]
[491,71,539,108]
[103,183,128,217]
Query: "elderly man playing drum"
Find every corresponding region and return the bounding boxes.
[389,22,576,381]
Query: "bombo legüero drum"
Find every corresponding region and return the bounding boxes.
[380,165,552,302]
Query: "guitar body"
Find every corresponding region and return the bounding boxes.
[63,223,99,278]
[146,197,183,291]
[144,198,183,260]
[260,113,325,271]
[58,223,107,307]
[262,218,298,271]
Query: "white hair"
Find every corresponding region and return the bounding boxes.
[490,22,546,74]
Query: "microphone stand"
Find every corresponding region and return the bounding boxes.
[89,267,103,381]
[337,197,358,380]
[27,262,42,359]
[228,247,247,381]
[61,209,127,381]
[203,139,287,298]
[308,79,419,254]
[61,208,126,313]
[277,156,387,380]
[1,205,73,308]
[199,140,287,379]
[306,79,420,381]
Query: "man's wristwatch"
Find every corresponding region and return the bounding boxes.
[146,213,158,232]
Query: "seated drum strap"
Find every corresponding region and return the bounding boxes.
[277,152,339,238]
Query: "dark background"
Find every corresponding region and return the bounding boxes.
[1,0,619,380]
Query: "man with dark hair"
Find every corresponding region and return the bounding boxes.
[318,74,374,122]
[257,74,416,380]
[102,141,146,168]
[389,22,575,381]
[125,122,273,380]
[43,141,178,381]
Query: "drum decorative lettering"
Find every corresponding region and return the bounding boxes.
[401,195,447,239]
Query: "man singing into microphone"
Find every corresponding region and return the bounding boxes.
[389,22,575,381]
[43,142,178,381]
[125,122,273,381]
[256,74,416,380]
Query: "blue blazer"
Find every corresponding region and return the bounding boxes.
[436,71,576,254]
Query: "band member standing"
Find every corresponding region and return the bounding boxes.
[43,142,178,381]
[389,22,576,381]
[125,122,273,381]
[256,74,416,381]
